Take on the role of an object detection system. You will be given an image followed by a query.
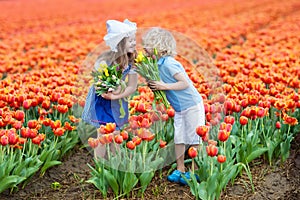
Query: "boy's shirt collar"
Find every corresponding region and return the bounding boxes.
[157,56,168,65]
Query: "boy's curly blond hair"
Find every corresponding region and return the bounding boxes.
[142,28,177,57]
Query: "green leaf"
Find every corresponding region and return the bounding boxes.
[40,161,62,176]
[86,177,108,198]
[197,181,208,200]
[0,175,26,193]
[207,172,218,198]
[123,172,138,195]
[103,169,119,196]
[139,172,154,193]
[246,147,268,163]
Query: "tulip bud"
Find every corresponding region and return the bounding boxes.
[1,135,9,146]
[275,121,281,129]
[159,140,167,148]
[126,141,135,150]
[114,134,123,144]
[206,144,218,157]
[188,147,198,158]
[196,125,209,137]
[217,155,226,163]
[239,116,248,126]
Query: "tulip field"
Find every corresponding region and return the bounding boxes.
[0,0,300,199]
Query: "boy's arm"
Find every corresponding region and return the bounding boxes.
[148,72,189,91]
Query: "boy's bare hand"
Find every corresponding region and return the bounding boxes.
[147,80,165,91]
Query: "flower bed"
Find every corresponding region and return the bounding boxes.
[0,0,299,199]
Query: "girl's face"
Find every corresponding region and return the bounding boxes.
[125,35,136,53]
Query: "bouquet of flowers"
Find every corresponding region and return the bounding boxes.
[91,62,124,96]
[135,49,170,108]
[91,62,126,118]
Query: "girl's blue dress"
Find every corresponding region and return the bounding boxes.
[81,65,133,129]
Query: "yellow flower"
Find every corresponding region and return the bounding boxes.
[98,75,102,79]
[135,51,145,63]
[104,68,109,76]
[153,48,158,56]
[98,62,108,72]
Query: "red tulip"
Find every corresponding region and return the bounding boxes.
[188,147,198,158]
[13,120,23,129]
[50,120,61,129]
[161,114,169,121]
[126,141,135,150]
[206,144,218,157]
[103,133,113,143]
[132,136,142,146]
[0,135,8,146]
[218,130,230,142]
[256,107,266,118]
[14,110,25,121]
[88,138,99,148]
[136,102,147,113]
[114,134,123,144]
[196,125,209,137]
[224,115,235,125]
[23,99,32,110]
[32,135,41,145]
[159,140,167,148]
[120,130,129,140]
[28,120,39,129]
[104,123,116,134]
[239,116,248,126]
[7,129,18,145]
[275,121,281,129]
[29,128,38,138]
[139,118,152,128]
[97,125,107,134]
[53,127,65,136]
[167,108,175,118]
[57,104,68,113]
[217,155,226,163]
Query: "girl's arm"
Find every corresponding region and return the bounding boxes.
[101,73,138,100]
[148,72,189,91]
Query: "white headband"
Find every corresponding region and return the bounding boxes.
[103,19,137,52]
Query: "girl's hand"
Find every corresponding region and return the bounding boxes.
[112,85,122,95]
[101,92,117,100]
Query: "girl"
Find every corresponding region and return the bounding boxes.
[82,19,138,158]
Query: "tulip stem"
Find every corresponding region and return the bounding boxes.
[210,158,213,176]
[192,158,195,174]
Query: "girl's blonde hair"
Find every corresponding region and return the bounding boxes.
[142,28,177,57]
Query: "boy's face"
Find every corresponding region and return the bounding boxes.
[143,47,154,57]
